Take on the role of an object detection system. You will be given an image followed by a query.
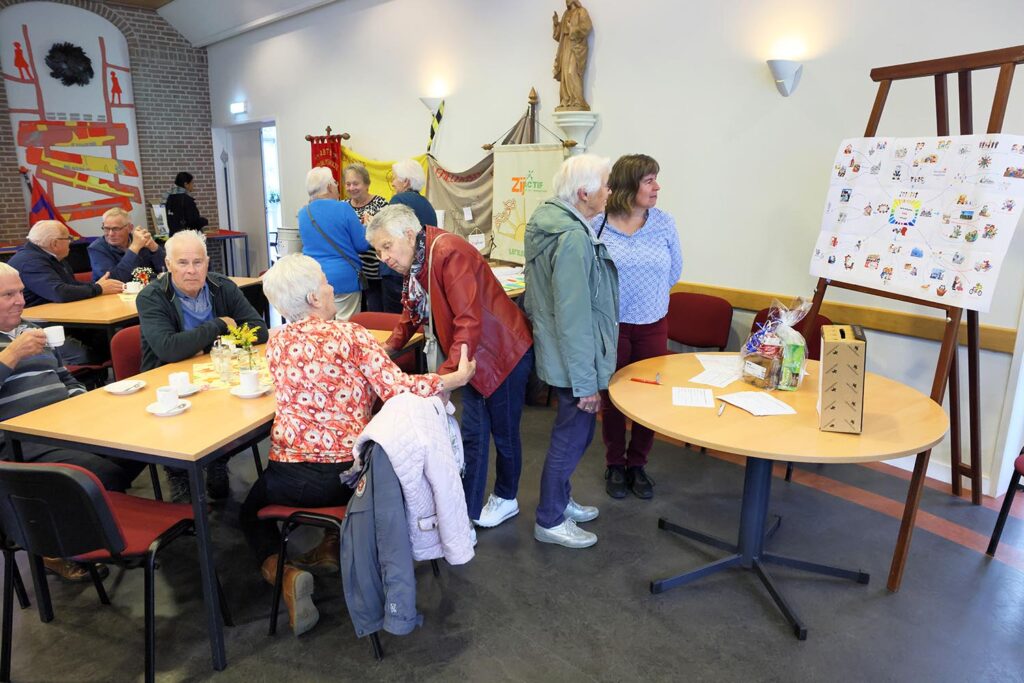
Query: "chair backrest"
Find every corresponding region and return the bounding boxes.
[749,309,834,362]
[73,271,92,283]
[110,325,142,380]
[349,311,403,331]
[667,292,734,351]
[0,462,125,559]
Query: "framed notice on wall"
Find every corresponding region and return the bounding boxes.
[809,135,1024,312]
[491,143,564,264]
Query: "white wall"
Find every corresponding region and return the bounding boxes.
[205,0,1024,492]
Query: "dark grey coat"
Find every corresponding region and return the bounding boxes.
[340,442,421,638]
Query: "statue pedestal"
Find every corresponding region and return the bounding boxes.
[552,110,598,155]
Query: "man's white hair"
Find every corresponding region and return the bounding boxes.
[367,204,422,241]
[552,154,611,205]
[261,254,324,321]
[165,229,208,261]
[391,159,426,192]
[101,207,131,223]
[0,262,18,278]
[26,220,66,246]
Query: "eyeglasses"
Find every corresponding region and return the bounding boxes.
[101,225,129,232]
[54,237,74,242]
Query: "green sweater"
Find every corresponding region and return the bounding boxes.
[523,198,619,397]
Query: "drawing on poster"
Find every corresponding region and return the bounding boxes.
[809,135,1024,312]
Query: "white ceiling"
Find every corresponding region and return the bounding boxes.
[157,0,338,47]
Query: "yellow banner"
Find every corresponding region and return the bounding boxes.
[339,147,427,201]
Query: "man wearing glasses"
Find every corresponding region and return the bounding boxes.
[88,207,165,282]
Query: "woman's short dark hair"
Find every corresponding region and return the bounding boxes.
[174,172,194,188]
[605,154,660,216]
[343,163,371,186]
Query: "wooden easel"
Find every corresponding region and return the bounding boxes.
[806,45,1024,592]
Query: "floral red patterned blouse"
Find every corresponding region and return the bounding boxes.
[266,317,444,464]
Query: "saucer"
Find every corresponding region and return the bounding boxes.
[170,384,201,397]
[145,399,191,417]
[230,385,271,399]
[104,379,146,395]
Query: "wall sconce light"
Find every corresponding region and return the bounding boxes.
[766,59,802,97]
[419,96,443,113]
[229,101,247,115]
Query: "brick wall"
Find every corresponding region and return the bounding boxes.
[0,0,216,243]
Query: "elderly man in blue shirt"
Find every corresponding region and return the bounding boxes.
[88,207,165,283]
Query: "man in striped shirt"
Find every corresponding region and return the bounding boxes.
[0,262,145,580]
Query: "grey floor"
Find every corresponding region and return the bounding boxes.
[4,400,1024,682]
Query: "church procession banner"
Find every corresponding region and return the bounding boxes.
[426,154,494,253]
[490,144,564,264]
[1,2,146,234]
[309,135,342,185]
[810,135,1024,313]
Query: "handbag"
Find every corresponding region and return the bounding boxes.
[423,233,448,373]
[304,205,369,291]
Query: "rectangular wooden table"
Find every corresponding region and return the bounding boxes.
[0,326,426,672]
[21,277,265,345]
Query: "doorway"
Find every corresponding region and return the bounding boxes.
[260,125,282,265]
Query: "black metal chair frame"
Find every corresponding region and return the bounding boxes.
[0,463,232,683]
[986,447,1024,557]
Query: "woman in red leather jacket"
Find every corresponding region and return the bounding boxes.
[369,204,534,531]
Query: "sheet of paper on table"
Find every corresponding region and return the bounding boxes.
[672,387,715,408]
[696,353,740,372]
[717,391,796,416]
[689,368,742,388]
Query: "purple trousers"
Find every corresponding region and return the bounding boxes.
[601,317,668,468]
[536,387,596,528]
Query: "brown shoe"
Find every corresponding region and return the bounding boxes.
[289,530,340,575]
[43,557,108,583]
[261,555,318,636]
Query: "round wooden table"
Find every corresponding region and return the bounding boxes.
[608,353,948,639]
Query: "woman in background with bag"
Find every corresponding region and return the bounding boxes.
[369,205,534,531]
[297,167,369,320]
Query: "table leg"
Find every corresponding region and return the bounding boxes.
[243,234,250,277]
[186,462,226,671]
[650,457,870,639]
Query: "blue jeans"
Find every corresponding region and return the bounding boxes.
[535,386,596,528]
[461,347,533,520]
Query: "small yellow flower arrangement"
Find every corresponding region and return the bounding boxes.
[226,323,259,369]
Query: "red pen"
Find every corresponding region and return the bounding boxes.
[630,377,660,385]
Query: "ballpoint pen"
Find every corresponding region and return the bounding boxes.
[717,402,726,417]
[630,372,662,386]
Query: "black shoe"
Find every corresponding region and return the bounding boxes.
[627,467,654,499]
[206,458,230,501]
[605,466,628,499]
[166,469,191,504]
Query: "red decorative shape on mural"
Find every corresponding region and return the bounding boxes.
[109,70,122,104]
[12,41,30,79]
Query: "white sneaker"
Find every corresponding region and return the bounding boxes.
[473,494,519,528]
[534,519,597,548]
[470,526,478,547]
[564,498,599,523]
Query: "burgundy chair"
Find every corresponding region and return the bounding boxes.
[667,293,733,351]
[749,309,834,481]
[350,311,420,373]
[110,324,142,383]
[73,272,92,283]
[986,447,1024,557]
[0,461,231,683]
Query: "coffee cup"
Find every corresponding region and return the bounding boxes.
[239,369,261,394]
[156,386,178,411]
[124,281,143,294]
[43,326,65,348]
[168,371,191,391]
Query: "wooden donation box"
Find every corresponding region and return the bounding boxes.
[817,325,867,434]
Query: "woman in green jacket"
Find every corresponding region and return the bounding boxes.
[523,154,618,549]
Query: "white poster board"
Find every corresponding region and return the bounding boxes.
[810,135,1024,313]
[491,143,564,264]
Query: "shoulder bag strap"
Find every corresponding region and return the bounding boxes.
[305,205,363,276]
[425,232,447,347]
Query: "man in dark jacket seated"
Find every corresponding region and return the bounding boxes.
[88,207,165,283]
[8,220,125,363]
[0,261,145,581]
[137,229,268,503]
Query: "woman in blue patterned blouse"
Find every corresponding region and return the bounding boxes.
[592,154,683,500]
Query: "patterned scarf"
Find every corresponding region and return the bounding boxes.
[403,230,430,325]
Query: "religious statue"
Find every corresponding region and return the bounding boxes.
[552,0,592,111]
